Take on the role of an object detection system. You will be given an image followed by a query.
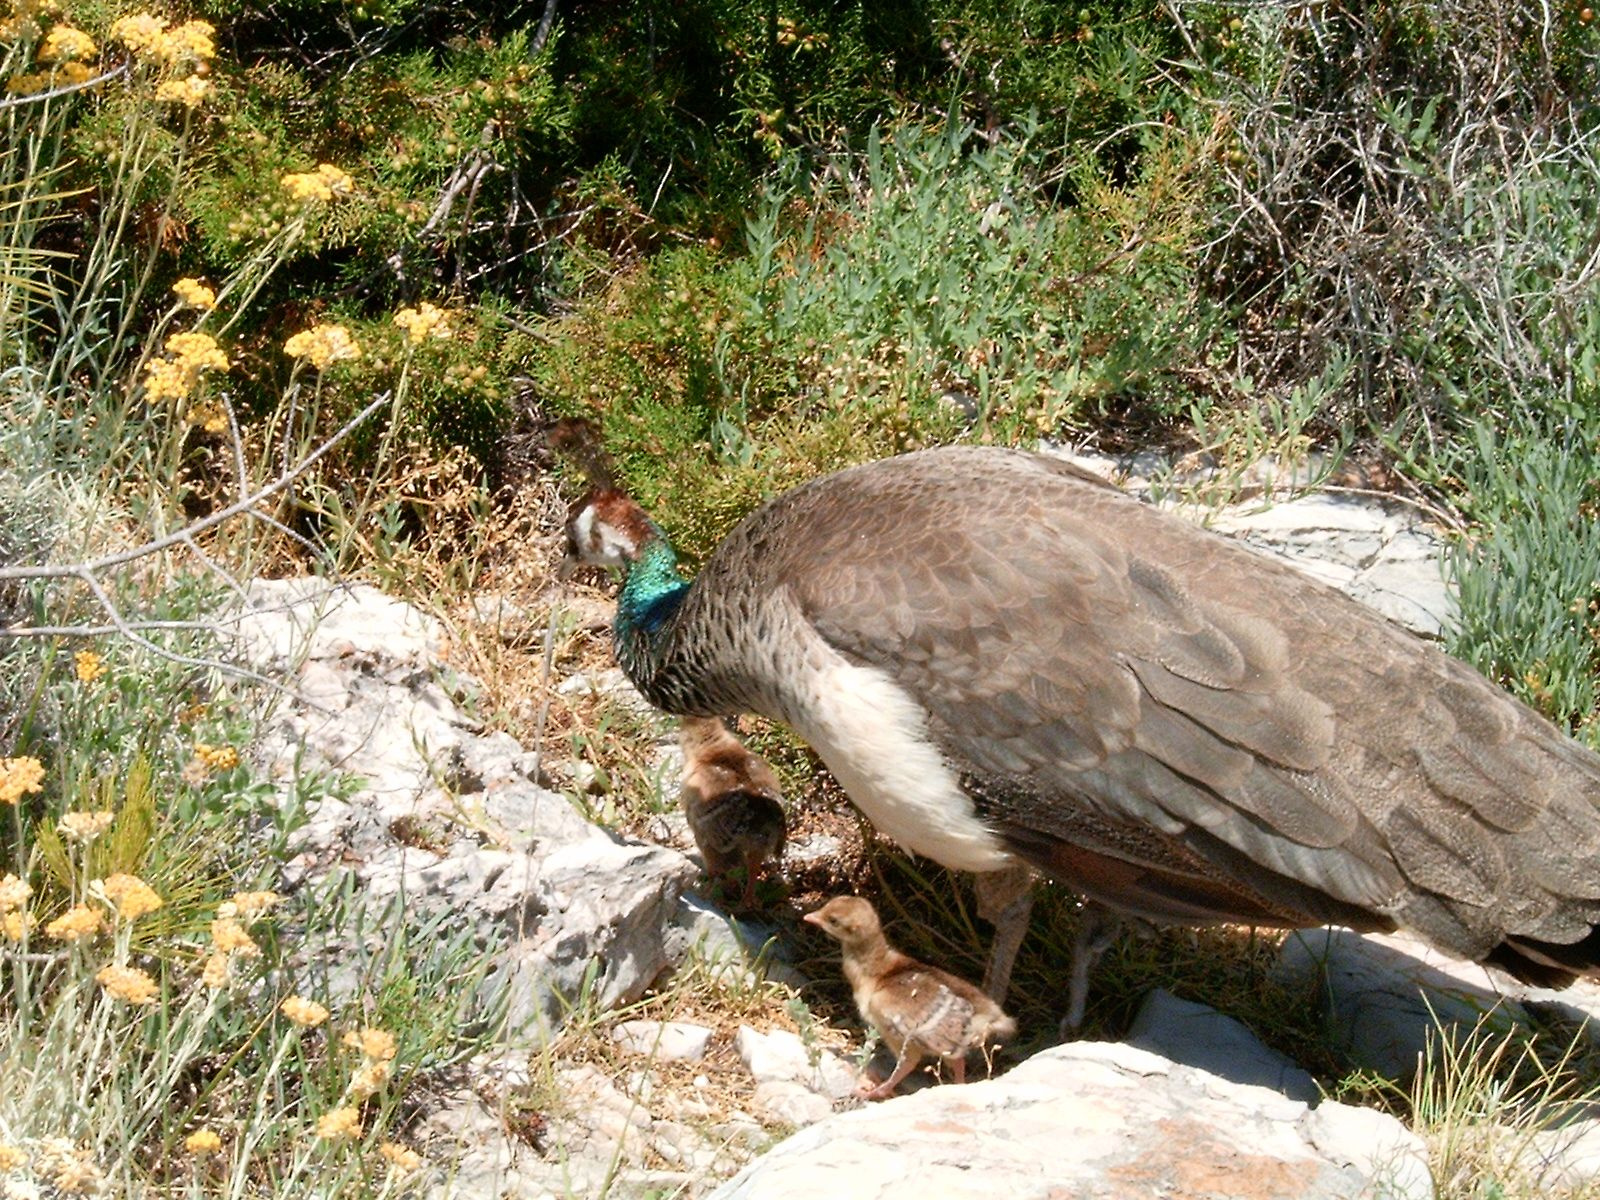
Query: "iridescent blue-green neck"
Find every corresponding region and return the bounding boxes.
[614,533,692,697]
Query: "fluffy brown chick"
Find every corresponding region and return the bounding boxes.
[678,716,787,908]
[804,895,1017,1100]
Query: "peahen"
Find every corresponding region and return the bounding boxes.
[559,434,1600,1025]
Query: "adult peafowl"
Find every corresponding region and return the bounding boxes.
[558,428,1600,1026]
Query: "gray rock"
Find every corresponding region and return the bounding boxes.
[708,1041,1432,1200]
[663,893,806,989]
[612,1020,714,1063]
[1128,988,1321,1104]
[1209,494,1451,636]
[750,1081,836,1128]
[1276,928,1530,1081]
[735,1026,859,1101]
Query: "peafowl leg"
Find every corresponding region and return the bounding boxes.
[858,1046,925,1101]
[975,864,1036,1002]
[1060,902,1122,1036]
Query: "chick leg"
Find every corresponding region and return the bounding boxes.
[1060,902,1122,1037]
[949,1055,967,1086]
[974,864,1036,1003]
[858,1046,925,1101]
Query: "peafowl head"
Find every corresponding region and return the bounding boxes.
[803,895,884,950]
[563,488,657,571]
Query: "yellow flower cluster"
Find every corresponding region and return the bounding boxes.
[142,331,229,404]
[379,1142,422,1172]
[96,963,158,1005]
[202,890,281,987]
[155,73,209,107]
[0,756,45,805]
[0,1143,22,1170]
[281,995,329,1027]
[210,915,258,956]
[194,743,240,771]
[281,163,353,203]
[109,13,215,64]
[73,649,105,682]
[340,1025,396,1101]
[284,323,361,369]
[0,874,33,939]
[315,1105,362,1142]
[0,0,55,42]
[98,873,163,920]
[183,1129,222,1156]
[393,301,451,346]
[187,400,227,434]
[18,1139,104,1196]
[0,874,31,912]
[58,810,114,843]
[171,277,216,309]
[342,1027,397,1061]
[4,21,98,95]
[39,23,95,62]
[45,903,102,942]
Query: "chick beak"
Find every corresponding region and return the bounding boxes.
[802,910,824,929]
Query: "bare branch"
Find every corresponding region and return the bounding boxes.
[0,390,389,583]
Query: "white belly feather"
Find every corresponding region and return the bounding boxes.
[789,658,1017,873]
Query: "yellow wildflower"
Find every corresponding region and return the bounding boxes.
[195,743,240,771]
[160,19,214,62]
[155,73,209,107]
[171,277,216,309]
[342,1027,397,1061]
[222,890,282,920]
[183,1129,222,1156]
[3,911,36,940]
[44,904,101,941]
[315,1106,362,1141]
[73,649,105,682]
[0,1144,23,1170]
[53,60,93,86]
[50,1154,102,1194]
[281,163,353,204]
[98,873,163,920]
[188,401,227,433]
[109,12,168,55]
[141,331,229,403]
[58,810,114,843]
[0,756,45,805]
[280,995,329,1027]
[0,873,31,912]
[346,1060,390,1099]
[5,73,47,96]
[393,301,451,346]
[38,24,95,62]
[283,323,361,370]
[210,916,258,957]
[200,951,230,988]
[96,964,159,1005]
[379,1142,422,1171]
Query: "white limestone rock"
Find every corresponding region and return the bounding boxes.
[708,1041,1432,1200]
[1127,988,1320,1104]
[612,1020,715,1063]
